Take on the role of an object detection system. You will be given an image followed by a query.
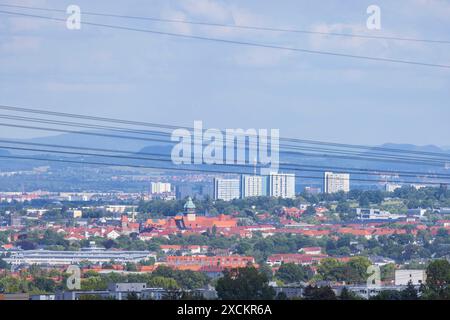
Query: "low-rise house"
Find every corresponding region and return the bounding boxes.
[267,253,327,267]
[299,247,322,255]
[394,270,427,286]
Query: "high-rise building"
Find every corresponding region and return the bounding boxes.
[240,175,266,198]
[324,172,350,194]
[213,178,240,201]
[268,173,295,199]
[151,182,171,194]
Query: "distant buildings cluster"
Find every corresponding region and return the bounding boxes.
[213,172,296,201]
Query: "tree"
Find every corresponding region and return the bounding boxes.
[423,259,450,299]
[216,266,275,300]
[335,201,350,214]
[32,277,56,293]
[401,281,418,300]
[304,206,316,216]
[126,292,140,300]
[370,290,403,300]
[125,262,138,272]
[339,287,361,300]
[0,257,9,270]
[147,276,179,290]
[303,286,337,300]
[275,263,311,284]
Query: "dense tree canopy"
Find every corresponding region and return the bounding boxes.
[216,266,275,300]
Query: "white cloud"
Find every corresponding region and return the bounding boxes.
[179,0,231,22]
[160,9,192,35]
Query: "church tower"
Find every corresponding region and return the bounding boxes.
[184,197,196,215]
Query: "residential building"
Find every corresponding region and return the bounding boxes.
[241,175,265,198]
[268,172,295,199]
[4,248,155,266]
[165,255,255,270]
[266,253,327,266]
[407,208,427,217]
[213,178,240,201]
[324,172,350,194]
[395,270,427,286]
[385,183,402,192]
[356,208,405,220]
[151,182,171,194]
[333,285,407,300]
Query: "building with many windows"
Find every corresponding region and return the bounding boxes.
[4,248,155,266]
[151,182,171,194]
[213,178,240,201]
[268,173,295,199]
[324,172,350,194]
[240,175,266,198]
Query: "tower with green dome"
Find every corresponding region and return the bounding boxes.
[184,197,196,215]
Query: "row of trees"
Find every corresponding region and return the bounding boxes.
[215,259,450,300]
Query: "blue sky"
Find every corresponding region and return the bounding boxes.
[0,0,449,146]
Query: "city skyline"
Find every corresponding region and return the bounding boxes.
[1,0,450,305]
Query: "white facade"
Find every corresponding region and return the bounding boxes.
[151,182,171,194]
[395,270,427,286]
[241,175,265,198]
[4,248,155,266]
[324,172,350,194]
[385,183,402,192]
[269,173,295,199]
[356,208,405,220]
[213,178,240,201]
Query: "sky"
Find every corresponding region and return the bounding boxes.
[0,0,449,147]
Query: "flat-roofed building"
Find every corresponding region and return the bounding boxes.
[324,172,350,194]
[4,248,155,266]
[395,270,427,286]
[151,182,171,194]
[269,173,295,199]
[241,175,265,198]
[213,178,240,201]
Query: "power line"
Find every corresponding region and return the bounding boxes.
[0,105,450,157]
[0,154,446,186]
[1,141,449,180]
[0,138,448,178]
[2,113,450,165]
[1,9,450,69]
[0,113,449,168]
[1,3,449,45]
[2,104,450,160]
[0,121,448,169]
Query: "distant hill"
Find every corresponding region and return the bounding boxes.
[0,131,449,183]
[26,131,156,152]
[379,143,449,154]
